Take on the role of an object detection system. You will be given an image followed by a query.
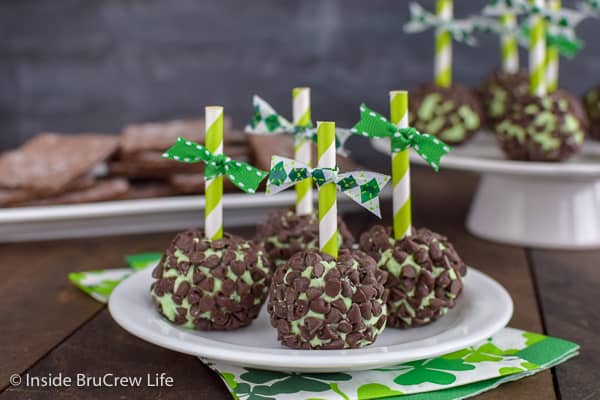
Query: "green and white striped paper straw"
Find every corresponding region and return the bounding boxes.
[529,0,547,96]
[435,0,453,87]
[390,91,412,240]
[293,87,313,216]
[546,0,561,92]
[501,13,519,73]
[205,106,224,240]
[317,121,338,259]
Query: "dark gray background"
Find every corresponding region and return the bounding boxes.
[1,0,598,151]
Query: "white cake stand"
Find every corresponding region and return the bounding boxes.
[373,134,600,250]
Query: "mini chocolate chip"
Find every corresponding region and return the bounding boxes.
[310,298,331,314]
[341,280,353,297]
[337,321,353,333]
[305,317,323,336]
[198,277,214,291]
[294,277,310,292]
[352,321,366,332]
[304,252,321,267]
[393,248,408,264]
[221,279,236,296]
[346,332,362,347]
[450,279,462,294]
[401,278,416,291]
[187,289,201,304]
[371,300,382,316]
[285,270,301,285]
[313,262,324,278]
[284,287,297,303]
[375,315,386,329]
[205,255,220,268]
[329,298,347,314]
[212,266,226,279]
[352,288,367,303]
[306,287,323,301]
[157,278,175,294]
[193,270,206,284]
[359,302,372,319]
[325,308,343,324]
[211,239,226,249]
[152,264,164,279]
[172,294,183,305]
[401,265,417,279]
[197,295,215,311]
[348,304,361,324]
[175,281,190,297]
[416,282,429,298]
[325,280,341,297]
[277,319,290,334]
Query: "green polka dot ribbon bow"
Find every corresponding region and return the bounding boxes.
[266,155,391,218]
[404,2,478,45]
[351,104,452,172]
[245,95,352,155]
[162,137,268,194]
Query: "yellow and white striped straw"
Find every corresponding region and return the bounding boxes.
[317,121,338,259]
[435,0,453,88]
[390,91,411,240]
[546,0,561,92]
[500,13,519,73]
[529,0,547,96]
[204,106,224,240]
[292,87,313,216]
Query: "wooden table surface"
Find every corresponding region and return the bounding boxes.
[1,167,598,400]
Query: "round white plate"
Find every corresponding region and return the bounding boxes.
[372,133,600,249]
[109,266,513,373]
[372,133,600,181]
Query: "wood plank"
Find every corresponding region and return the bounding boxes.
[529,249,600,400]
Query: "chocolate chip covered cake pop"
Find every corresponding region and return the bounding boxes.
[496,91,586,161]
[410,83,483,145]
[583,85,600,140]
[256,209,354,268]
[268,249,387,349]
[360,226,466,328]
[152,105,271,330]
[151,230,271,330]
[478,69,529,126]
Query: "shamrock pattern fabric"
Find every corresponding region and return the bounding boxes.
[209,328,578,400]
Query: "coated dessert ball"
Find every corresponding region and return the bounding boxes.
[496,91,585,161]
[256,208,355,268]
[268,249,388,349]
[410,83,483,145]
[151,230,271,330]
[478,69,529,125]
[360,226,467,329]
[583,85,600,140]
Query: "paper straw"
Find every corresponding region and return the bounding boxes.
[292,87,313,216]
[546,0,561,92]
[435,0,453,88]
[205,106,224,240]
[390,91,411,240]
[500,13,519,73]
[529,0,547,96]
[317,121,337,259]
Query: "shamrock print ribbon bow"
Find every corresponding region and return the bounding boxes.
[579,0,600,18]
[245,95,351,155]
[351,104,452,172]
[162,137,268,194]
[266,156,391,218]
[404,2,478,45]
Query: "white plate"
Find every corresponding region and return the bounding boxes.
[373,133,600,180]
[0,189,391,243]
[372,134,600,249]
[109,266,513,373]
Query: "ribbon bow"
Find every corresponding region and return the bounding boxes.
[483,0,587,30]
[266,156,390,218]
[245,95,351,155]
[162,137,268,194]
[351,104,452,172]
[404,2,478,45]
[473,16,583,58]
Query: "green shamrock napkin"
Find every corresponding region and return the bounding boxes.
[70,253,579,400]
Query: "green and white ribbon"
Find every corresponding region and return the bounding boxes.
[474,15,584,59]
[484,0,586,26]
[267,155,390,219]
[405,2,477,46]
[351,104,452,172]
[162,137,268,195]
[245,95,351,156]
[212,328,579,400]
